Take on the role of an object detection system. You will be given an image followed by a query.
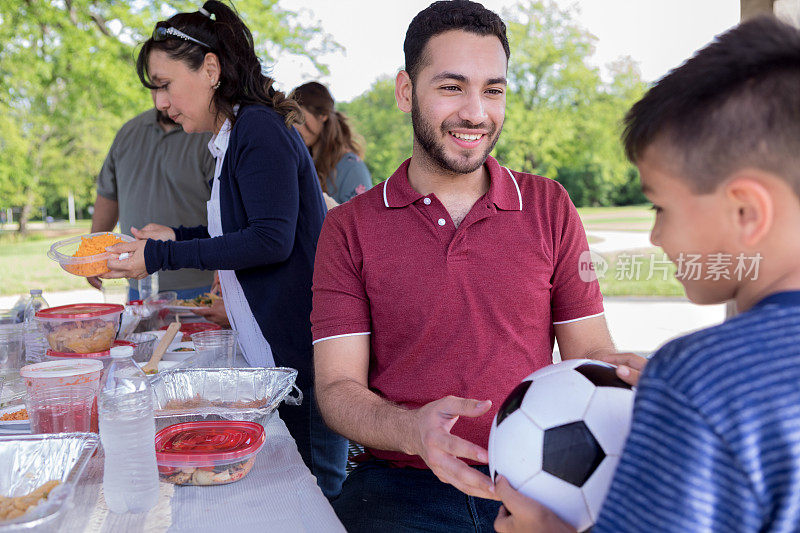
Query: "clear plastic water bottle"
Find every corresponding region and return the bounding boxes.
[99,345,159,514]
[137,272,159,303]
[23,290,49,364]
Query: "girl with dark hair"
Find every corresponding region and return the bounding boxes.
[291,82,372,206]
[103,0,348,498]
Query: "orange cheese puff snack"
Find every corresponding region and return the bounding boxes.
[66,233,124,276]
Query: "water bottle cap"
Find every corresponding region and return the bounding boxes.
[110,345,134,358]
[30,289,42,296]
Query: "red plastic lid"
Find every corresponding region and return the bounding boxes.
[37,303,124,319]
[155,421,265,464]
[160,322,222,335]
[46,340,134,359]
[129,299,144,305]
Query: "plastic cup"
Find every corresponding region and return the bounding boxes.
[0,327,25,371]
[26,385,95,434]
[191,330,238,368]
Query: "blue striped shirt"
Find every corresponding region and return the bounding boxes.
[595,291,800,533]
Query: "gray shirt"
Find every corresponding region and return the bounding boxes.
[326,152,372,204]
[96,109,214,291]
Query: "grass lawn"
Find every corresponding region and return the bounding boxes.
[0,220,99,296]
[596,249,685,297]
[0,210,683,298]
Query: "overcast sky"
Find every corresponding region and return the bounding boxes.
[269,0,740,103]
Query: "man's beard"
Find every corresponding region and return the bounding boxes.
[410,91,502,175]
[157,109,178,127]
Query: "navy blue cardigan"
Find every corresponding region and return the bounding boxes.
[144,104,327,390]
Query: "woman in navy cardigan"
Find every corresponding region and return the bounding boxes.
[103,1,348,498]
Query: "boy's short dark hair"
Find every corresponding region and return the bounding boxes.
[404,0,510,83]
[623,16,800,196]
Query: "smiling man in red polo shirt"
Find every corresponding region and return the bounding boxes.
[311,1,645,531]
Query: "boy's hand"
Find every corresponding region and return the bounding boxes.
[408,395,497,501]
[494,475,576,533]
[592,352,647,386]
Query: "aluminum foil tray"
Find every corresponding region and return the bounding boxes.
[151,367,301,421]
[0,433,99,531]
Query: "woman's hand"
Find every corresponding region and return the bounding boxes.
[192,298,230,327]
[132,223,175,242]
[101,240,150,280]
[210,271,221,296]
[322,192,339,211]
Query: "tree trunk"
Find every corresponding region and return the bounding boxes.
[17,190,35,235]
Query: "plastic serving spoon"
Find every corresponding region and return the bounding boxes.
[142,319,180,374]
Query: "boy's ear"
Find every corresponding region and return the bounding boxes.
[396,71,413,114]
[725,171,774,248]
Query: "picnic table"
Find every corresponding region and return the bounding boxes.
[60,410,346,532]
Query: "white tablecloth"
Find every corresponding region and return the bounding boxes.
[60,412,345,532]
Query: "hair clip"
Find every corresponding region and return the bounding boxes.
[199,7,213,19]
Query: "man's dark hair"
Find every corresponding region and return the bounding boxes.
[404,0,510,83]
[623,16,800,196]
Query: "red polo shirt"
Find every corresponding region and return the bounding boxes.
[311,156,603,468]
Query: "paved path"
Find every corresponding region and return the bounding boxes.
[589,231,653,254]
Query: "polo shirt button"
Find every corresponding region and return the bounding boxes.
[423,197,431,205]
[437,218,446,226]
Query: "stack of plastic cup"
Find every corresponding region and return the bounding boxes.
[20,360,104,432]
[191,330,239,368]
[26,385,94,434]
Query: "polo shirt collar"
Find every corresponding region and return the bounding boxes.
[382,155,523,211]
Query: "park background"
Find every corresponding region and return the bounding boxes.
[1,0,797,352]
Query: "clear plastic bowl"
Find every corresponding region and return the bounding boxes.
[155,421,265,485]
[35,304,124,354]
[126,333,158,363]
[47,232,134,277]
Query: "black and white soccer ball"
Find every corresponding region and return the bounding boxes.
[488,359,635,532]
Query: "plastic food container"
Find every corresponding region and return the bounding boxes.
[20,360,103,395]
[47,232,134,277]
[155,421,265,485]
[125,333,157,363]
[36,303,123,354]
[44,340,134,370]
[0,433,99,529]
[160,322,222,342]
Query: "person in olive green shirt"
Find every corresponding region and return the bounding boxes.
[89,92,214,299]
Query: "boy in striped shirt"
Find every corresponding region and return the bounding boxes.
[494,16,800,533]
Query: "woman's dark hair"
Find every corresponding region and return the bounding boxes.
[290,82,365,194]
[136,0,301,128]
[404,0,510,83]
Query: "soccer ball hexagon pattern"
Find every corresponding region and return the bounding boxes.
[488,359,635,532]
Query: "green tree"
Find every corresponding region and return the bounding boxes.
[340,75,413,183]
[0,0,335,232]
[495,0,647,206]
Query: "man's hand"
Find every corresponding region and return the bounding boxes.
[86,276,103,290]
[131,223,175,242]
[408,395,497,500]
[494,475,576,533]
[101,240,149,280]
[192,298,230,327]
[592,352,647,387]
